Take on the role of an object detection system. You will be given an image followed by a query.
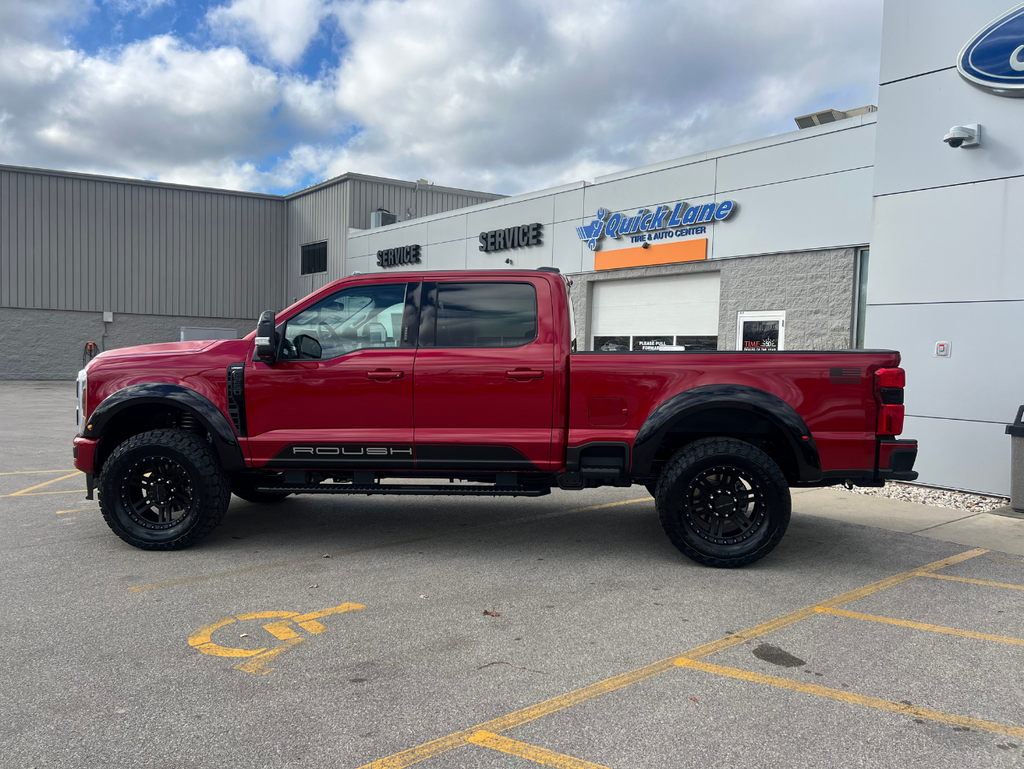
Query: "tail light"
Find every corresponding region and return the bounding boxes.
[874,367,905,436]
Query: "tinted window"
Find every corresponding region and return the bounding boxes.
[435,283,537,348]
[281,283,407,360]
[300,242,328,275]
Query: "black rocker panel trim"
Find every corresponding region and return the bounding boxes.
[267,444,415,469]
[416,444,538,470]
[83,383,247,472]
[631,384,822,482]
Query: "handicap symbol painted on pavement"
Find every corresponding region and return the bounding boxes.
[188,602,365,675]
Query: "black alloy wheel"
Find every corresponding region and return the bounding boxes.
[98,429,230,550]
[682,466,767,546]
[656,437,790,568]
[122,456,195,529]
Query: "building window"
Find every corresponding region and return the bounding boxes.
[301,241,328,275]
[592,335,718,352]
[854,247,869,348]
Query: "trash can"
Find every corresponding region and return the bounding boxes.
[1007,405,1024,512]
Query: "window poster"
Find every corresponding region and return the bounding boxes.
[741,320,780,351]
[632,336,675,351]
[674,335,718,351]
[594,336,630,352]
[593,335,719,351]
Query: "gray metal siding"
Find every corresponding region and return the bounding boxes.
[286,178,351,303]
[347,178,497,230]
[285,177,498,301]
[0,167,287,319]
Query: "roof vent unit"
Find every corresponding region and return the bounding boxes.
[370,208,397,229]
[794,105,877,129]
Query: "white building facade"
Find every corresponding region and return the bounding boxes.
[343,1,1023,497]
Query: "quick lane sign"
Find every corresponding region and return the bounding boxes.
[576,200,736,251]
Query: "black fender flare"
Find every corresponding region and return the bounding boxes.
[631,384,822,482]
[83,383,246,473]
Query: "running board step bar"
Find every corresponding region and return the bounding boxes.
[256,484,550,497]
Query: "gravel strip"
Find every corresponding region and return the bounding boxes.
[838,481,1009,513]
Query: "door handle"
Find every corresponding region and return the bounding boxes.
[367,369,404,380]
[505,369,544,380]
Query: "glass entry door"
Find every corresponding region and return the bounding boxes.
[736,311,785,351]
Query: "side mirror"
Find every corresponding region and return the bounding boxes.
[294,333,322,360]
[255,311,278,364]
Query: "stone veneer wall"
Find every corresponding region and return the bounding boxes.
[1,307,257,379]
[570,248,857,351]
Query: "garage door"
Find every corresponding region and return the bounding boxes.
[591,272,721,351]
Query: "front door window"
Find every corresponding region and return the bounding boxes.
[281,283,408,360]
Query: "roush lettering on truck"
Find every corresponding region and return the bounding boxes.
[72,267,917,568]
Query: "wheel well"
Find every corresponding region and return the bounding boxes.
[647,407,799,483]
[94,403,210,475]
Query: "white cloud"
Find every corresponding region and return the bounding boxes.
[102,0,174,17]
[207,0,331,67]
[316,0,884,192]
[0,0,884,195]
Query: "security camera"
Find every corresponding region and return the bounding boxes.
[943,124,980,148]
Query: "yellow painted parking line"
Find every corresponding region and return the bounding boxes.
[56,508,91,515]
[355,548,989,769]
[467,731,611,769]
[988,557,1024,567]
[0,469,77,476]
[817,606,1024,647]
[4,490,88,497]
[1,471,81,497]
[675,658,1024,739]
[921,572,1024,592]
[234,637,307,675]
[680,547,988,660]
[128,497,653,593]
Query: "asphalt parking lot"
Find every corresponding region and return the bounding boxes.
[3,380,1024,768]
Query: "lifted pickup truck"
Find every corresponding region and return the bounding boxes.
[72,268,917,567]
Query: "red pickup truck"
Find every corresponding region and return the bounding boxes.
[72,268,916,567]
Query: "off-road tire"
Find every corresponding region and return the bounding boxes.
[98,429,231,550]
[655,437,790,568]
[231,476,291,504]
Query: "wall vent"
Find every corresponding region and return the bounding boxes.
[794,105,877,129]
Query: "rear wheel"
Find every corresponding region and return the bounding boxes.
[655,437,790,568]
[98,429,230,550]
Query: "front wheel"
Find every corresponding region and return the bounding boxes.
[655,437,790,568]
[98,429,231,550]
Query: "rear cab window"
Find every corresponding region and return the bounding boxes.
[422,282,538,348]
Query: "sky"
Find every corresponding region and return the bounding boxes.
[0,0,885,196]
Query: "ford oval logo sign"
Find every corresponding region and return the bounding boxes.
[958,3,1024,96]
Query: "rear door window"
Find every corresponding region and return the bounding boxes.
[433,282,537,348]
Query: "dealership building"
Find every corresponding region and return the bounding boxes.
[0,0,1019,496]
